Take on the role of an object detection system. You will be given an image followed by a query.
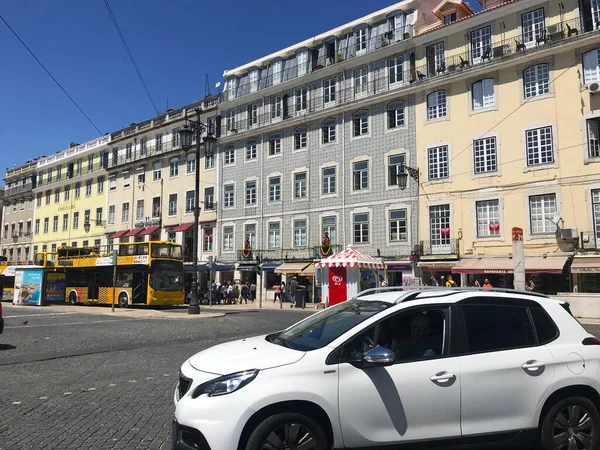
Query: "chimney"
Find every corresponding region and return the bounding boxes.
[69,142,80,148]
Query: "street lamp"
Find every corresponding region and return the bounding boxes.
[179,108,217,315]
[84,221,91,233]
[397,162,419,190]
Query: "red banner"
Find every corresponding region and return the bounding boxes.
[489,223,500,231]
[328,266,347,306]
[440,228,451,235]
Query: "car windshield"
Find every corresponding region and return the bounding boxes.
[267,299,392,351]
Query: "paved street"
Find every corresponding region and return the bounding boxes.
[1,303,600,450]
[0,303,312,450]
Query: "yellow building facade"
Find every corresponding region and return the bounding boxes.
[32,136,111,254]
[412,0,600,292]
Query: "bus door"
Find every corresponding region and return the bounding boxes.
[88,271,100,300]
[132,271,147,304]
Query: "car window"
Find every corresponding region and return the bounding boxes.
[341,308,448,363]
[462,304,535,353]
[269,300,392,351]
[530,306,559,344]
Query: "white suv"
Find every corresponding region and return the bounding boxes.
[173,288,600,450]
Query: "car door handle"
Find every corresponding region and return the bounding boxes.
[521,360,545,370]
[430,371,456,382]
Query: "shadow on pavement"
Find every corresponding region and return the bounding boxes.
[0,344,17,351]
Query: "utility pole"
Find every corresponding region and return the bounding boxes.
[111,249,117,313]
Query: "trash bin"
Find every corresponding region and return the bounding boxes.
[295,285,307,308]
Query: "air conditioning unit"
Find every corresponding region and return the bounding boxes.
[560,228,578,239]
[589,82,600,94]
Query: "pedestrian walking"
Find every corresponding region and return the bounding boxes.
[289,277,298,308]
[379,275,388,287]
[273,284,281,303]
[280,281,286,303]
[445,275,456,288]
[250,282,256,303]
[525,278,536,291]
[483,279,492,289]
[473,279,481,288]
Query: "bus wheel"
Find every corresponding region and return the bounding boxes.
[69,291,77,305]
[118,293,129,309]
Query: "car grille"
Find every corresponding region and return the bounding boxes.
[178,374,192,400]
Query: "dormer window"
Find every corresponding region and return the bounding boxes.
[443,12,457,24]
[356,28,368,53]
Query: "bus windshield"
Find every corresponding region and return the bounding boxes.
[151,244,182,259]
[150,261,184,291]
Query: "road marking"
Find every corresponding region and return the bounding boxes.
[5,318,141,329]
[128,380,137,383]
[87,387,96,391]
[12,402,21,405]
[108,384,116,387]
[39,397,48,400]
[4,312,72,318]
[63,392,72,395]
[163,374,170,377]
[146,377,154,380]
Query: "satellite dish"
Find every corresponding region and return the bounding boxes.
[215,82,221,89]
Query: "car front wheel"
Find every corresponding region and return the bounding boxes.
[246,412,328,450]
[541,396,600,450]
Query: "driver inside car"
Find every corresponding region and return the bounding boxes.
[395,313,441,360]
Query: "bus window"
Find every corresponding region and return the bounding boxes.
[134,244,148,256]
[151,244,182,259]
[47,253,57,267]
[150,261,184,291]
[34,253,45,266]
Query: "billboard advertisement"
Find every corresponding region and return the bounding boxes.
[14,269,43,306]
[45,272,66,303]
[328,267,347,306]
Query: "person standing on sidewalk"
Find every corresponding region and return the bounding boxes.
[241,283,249,304]
[250,282,256,303]
[273,283,281,303]
[289,277,298,308]
[280,281,286,303]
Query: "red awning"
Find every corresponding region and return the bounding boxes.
[124,228,144,237]
[173,222,194,232]
[139,225,160,236]
[110,230,129,238]
[452,256,569,275]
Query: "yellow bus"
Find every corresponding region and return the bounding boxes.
[34,241,185,307]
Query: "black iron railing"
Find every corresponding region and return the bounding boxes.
[420,239,459,256]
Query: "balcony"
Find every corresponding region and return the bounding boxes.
[312,244,342,260]
[5,183,33,197]
[578,231,600,251]
[420,239,459,257]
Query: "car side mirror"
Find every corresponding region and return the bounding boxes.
[364,346,395,366]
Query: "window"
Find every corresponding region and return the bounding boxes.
[47,168,53,183]
[86,179,93,196]
[153,162,162,181]
[269,177,281,202]
[224,146,235,165]
[526,126,553,166]
[471,26,491,63]
[170,158,179,177]
[122,202,130,222]
[108,205,115,224]
[462,305,535,352]
[62,214,69,231]
[172,127,180,149]
[152,197,160,218]
[125,143,133,160]
[428,146,449,180]
[53,188,59,203]
[323,78,336,104]
[592,190,600,243]
[353,213,369,243]
[523,64,549,98]
[74,183,81,199]
[388,56,403,85]
[426,42,445,76]
[297,51,308,76]
[388,154,406,186]
[53,216,59,232]
[521,8,545,47]
[246,140,257,160]
[472,79,495,110]
[387,101,405,128]
[322,119,336,144]
[93,177,102,197]
[583,49,600,84]
[109,176,116,191]
[389,209,407,242]
[268,222,281,248]
[244,224,257,249]
[187,154,196,173]
[137,173,144,185]
[295,87,307,112]
[293,219,307,247]
[443,12,457,24]
[269,134,281,156]
[294,127,307,150]
[322,167,336,195]
[44,218,49,233]
[96,208,102,225]
[64,185,70,202]
[430,204,451,249]
[270,96,282,119]
[427,90,447,120]
[155,133,163,152]
[353,110,369,136]
[223,226,234,251]
[225,110,236,132]
[35,219,40,234]
[473,137,497,174]
[204,187,214,209]
[322,216,337,244]
[182,191,194,214]
[136,200,145,220]
[36,193,42,207]
[245,181,257,205]
[205,153,215,170]
[168,194,177,216]
[529,194,557,234]
[294,172,307,199]
[51,244,57,252]
[476,200,500,237]
[45,190,51,205]
[224,184,234,207]
[88,154,94,172]
[203,228,213,252]
[57,165,62,181]
[588,118,600,158]
[354,67,368,96]
[247,104,258,127]
[353,161,369,191]
[355,28,367,52]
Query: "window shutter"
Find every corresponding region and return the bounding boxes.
[282,94,289,118]
[388,165,398,185]
[388,110,395,128]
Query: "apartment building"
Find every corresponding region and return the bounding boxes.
[32,137,111,254]
[105,97,218,277]
[217,0,420,288]
[1,160,38,262]
[407,0,600,292]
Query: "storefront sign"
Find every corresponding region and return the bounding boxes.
[135,219,160,228]
[386,265,413,271]
[328,267,346,306]
[58,204,74,212]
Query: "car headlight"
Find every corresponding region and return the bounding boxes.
[191,369,259,398]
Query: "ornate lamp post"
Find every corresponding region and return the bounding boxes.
[179,108,217,314]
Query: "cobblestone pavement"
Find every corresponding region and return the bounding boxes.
[0,304,311,450]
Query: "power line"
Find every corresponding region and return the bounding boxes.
[102,0,160,116]
[0,13,103,135]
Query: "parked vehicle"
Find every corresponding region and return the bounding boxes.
[173,287,600,450]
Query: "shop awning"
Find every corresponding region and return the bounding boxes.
[301,263,315,276]
[571,257,600,274]
[213,263,234,272]
[418,261,457,270]
[261,263,280,272]
[110,230,129,239]
[184,264,208,272]
[173,222,194,232]
[237,263,257,271]
[124,228,144,237]
[275,262,311,274]
[139,225,160,236]
[452,256,569,275]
